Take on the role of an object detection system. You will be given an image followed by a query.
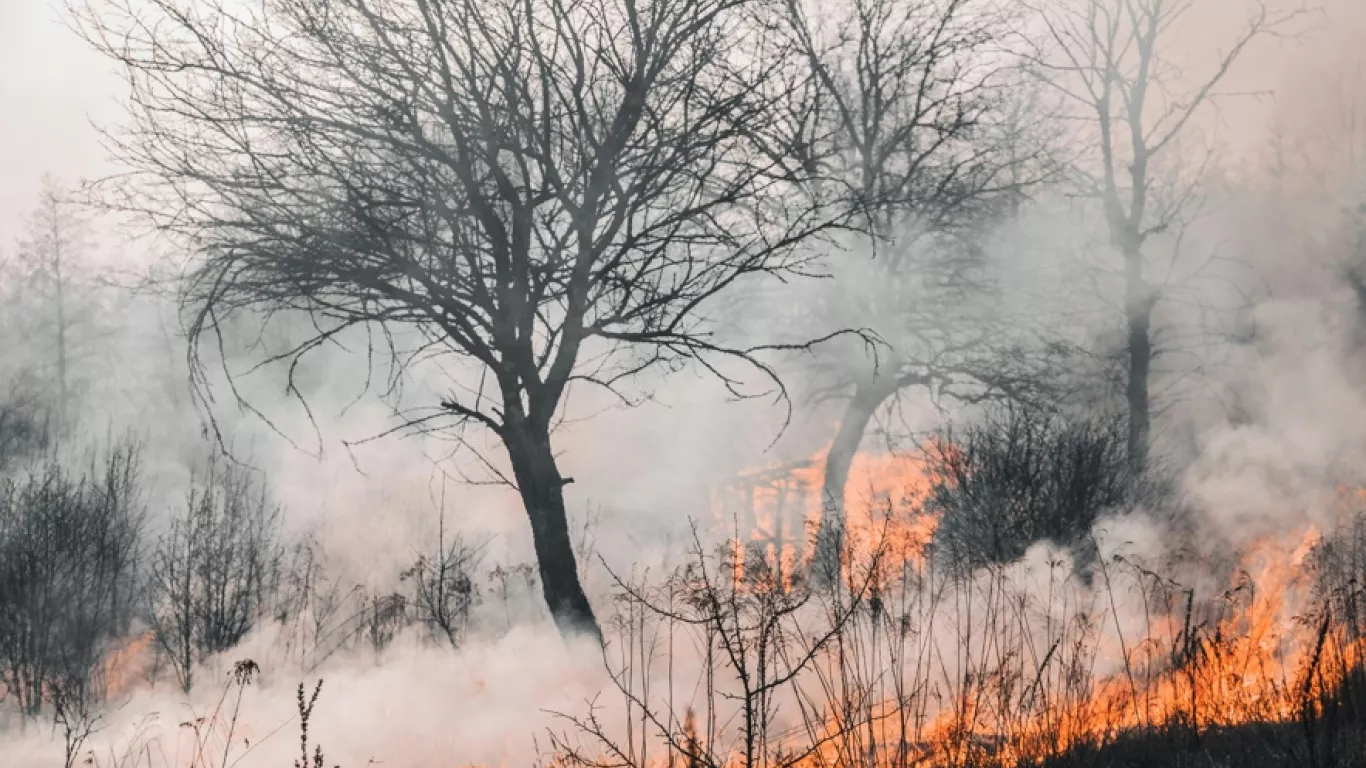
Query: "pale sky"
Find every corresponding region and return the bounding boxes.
[0,0,121,246]
[1,0,1364,250]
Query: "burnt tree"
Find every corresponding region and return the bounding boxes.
[79,0,840,641]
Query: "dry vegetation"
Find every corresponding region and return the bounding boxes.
[541,418,1366,768]
[5,403,1366,767]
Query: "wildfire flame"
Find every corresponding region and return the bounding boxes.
[692,451,1366,767]
[61,454,1366,768]
[710,443,943,589]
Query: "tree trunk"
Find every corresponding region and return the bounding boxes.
[504,427,602,643]
[1124,250,1152,473]
[811,378,894,583]
[54,232,68,438]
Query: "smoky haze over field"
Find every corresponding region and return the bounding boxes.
[5,0,1366,766]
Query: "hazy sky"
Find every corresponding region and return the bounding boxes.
[0,0,120,246]
[2,0,1364,252]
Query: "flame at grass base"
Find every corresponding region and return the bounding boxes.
[577,464,1366,768]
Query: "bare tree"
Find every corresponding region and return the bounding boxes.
[8,175,104,438]
[774,0,1058,571]
[78,0,845,642]
[400,512,484,649]
[148,452,283,693]
[1025,0,1295,471]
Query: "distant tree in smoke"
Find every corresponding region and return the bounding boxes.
[772,0,1063,575]
[3,174,108,438]
[1024,0,1299,472]
[77,0,850,641]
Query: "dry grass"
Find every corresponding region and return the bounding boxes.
[547,494,1366,768]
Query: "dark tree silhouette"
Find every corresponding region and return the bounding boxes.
[78,0,843,640]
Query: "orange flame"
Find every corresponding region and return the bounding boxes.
[691,454,1366,767]
[102,630,155,700]
[710,443,942,589]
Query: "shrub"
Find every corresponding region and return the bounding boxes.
[0,442,145,719]
[148,452,283,692]
[926,404,1136,573]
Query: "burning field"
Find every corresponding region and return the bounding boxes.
[530,442,1366,768]
[8,428,1365,768]
[6,406,1366,768]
